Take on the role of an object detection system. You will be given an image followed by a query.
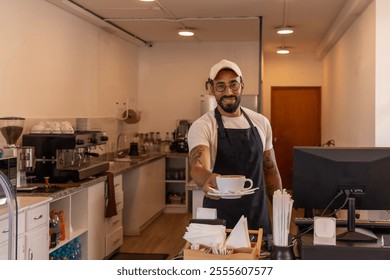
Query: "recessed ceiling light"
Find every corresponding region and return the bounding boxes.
[277,26,294,35]
[139,0,155,2]
[178,29,194,37]
[277,48,290,54]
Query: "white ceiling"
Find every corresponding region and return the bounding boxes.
[48,0,372,58]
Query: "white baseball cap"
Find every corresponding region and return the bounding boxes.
[209,59,242,80]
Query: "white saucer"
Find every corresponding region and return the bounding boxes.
[207,188,258,199]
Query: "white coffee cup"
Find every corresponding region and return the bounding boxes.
[216,175,253,193]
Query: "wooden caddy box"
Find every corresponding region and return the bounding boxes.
[183,229,263,260]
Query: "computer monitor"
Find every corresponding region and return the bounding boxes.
[292,146,390,242]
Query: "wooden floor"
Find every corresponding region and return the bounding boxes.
[119,212,192,260]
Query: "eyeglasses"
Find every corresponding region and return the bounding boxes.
[213,81,242,92]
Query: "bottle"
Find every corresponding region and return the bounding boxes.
[58,210,66,241]
[155,132,161,145]
[49,211,61,248]
[150,132,155,145]
[165,132,171,142]
[144,133,150,145]
[143,133,151,153]
[74,238,82,260]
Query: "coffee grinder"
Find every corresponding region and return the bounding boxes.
[171,120,190,153]
[0,117,35,188]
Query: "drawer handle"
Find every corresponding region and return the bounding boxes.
[2,229,9,234]
[28,248,33,260]
[112,220,120,226]
[34,214,43,220]
[113,238,121,245]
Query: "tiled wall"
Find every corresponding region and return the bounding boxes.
[0,117,139,157]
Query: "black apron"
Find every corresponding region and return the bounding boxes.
[203,108,271,235]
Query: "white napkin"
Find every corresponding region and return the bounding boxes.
[183,223,226,247]
[225,215,251,249]
[196,207,217,219]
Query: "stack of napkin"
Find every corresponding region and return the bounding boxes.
[183,223,226,247]
[183,215,251,250]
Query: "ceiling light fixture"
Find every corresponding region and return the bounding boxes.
[139,0,155,2]
[277,47,290,54]
[277,26,294,35]
[178,29,194,37]
[277,0,294,35]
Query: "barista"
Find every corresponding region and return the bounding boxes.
[187,59,282,234]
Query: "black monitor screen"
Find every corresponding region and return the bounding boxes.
[292,146,390,211]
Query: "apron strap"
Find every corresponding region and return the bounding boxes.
[241,108,258,139]
[214,108,228,139]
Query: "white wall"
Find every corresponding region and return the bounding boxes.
[0,0,140,149]
[322,2,375,147]
[262,54,322,119]
[138,41,260,135]
[375,0,390,146]
[1,0,139,118]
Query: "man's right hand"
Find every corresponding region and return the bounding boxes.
[202,173,221,200]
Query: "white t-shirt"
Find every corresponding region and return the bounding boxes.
[188,107,273,171]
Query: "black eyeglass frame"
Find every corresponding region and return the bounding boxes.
[205,77,243,91]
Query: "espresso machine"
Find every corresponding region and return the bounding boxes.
[22,131,109,183]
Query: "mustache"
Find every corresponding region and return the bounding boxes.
[220,96,237,101]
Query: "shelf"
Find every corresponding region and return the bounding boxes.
[165,203,186,207]
[165,155,190,214]
[166,180,186,183]
[164,204,187,214]
[48,188,88,259]
[49,228,87,254]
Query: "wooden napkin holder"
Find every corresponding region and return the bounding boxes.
[183,228,263,260]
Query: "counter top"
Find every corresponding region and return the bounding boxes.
[185,180,201,191]
[15,152,185,201]
[107,153,166,175]
[16,175,108,200]
[0,196,52,218]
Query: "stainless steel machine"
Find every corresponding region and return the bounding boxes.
[0,117,34,188]
[22,131,109,183]
[171,120,190,153]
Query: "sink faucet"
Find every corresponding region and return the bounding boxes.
[116,134,127,157]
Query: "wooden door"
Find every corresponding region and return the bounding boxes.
[271,87,321,191]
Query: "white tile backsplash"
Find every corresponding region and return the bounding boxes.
[0,117,139,156]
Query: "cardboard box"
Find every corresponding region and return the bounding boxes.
[183,229,263,260]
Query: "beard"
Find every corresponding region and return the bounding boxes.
[217,95,241,113]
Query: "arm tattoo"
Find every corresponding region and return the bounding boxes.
[263,150,276,170]
[263,149,283,199]
[189,146,205,167]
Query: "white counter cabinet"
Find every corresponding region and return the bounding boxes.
[87,181,106,260]
[0,197,50,260]
[122,157,165,235]
[0,211,25,260]
[49,180,112,260]
[105,174,123,256]
[25,203,49,260]
[49,189,88,259]
[1,176,123,260]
